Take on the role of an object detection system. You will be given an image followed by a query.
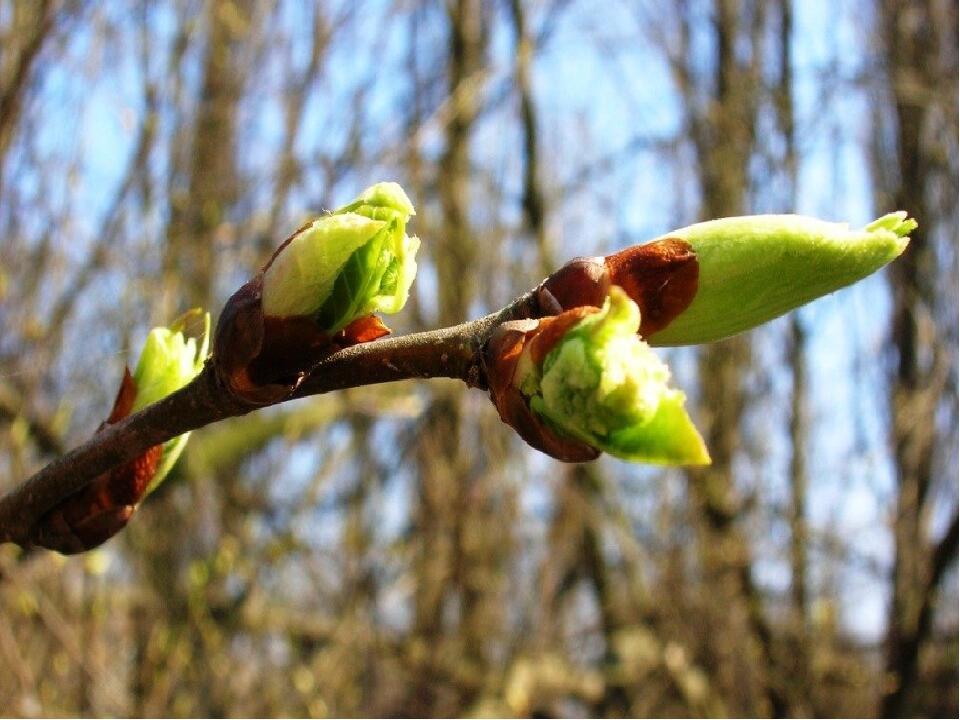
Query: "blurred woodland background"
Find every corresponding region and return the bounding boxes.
[0,0,956,716]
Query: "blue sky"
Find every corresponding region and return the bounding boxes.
[7,0,920,641]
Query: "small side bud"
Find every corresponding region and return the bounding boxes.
[30,310,210,554]
[134,309,210,495]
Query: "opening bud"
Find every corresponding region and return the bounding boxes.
[215,182,419,403]
[30,310,210,553]
[262,181,419,329]
[134,309,210,495]
[486,288,709,465]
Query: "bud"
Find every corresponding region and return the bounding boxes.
[486,314,601,463]
[486,288,709,465]
[215,182,419,403]
[133,309,210,495]
[262,182,419,329]
[642,212,915,346]
[30,310,210,553]
[535,212,914,348]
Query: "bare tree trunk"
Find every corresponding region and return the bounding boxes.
[0,0,55,168]
[163,0,250,311]
[782,313,815,716]
[875,2,958,715]
[508,0,553,274]
[673,1,788,714]
[574,466,633,717]
[409,2,487,713]
[774,1,812,713]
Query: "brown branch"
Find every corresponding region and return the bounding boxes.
[0,290,541,548]
[0,232,698,551]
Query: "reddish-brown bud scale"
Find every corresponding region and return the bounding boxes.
[253,314,334,387]
[538,256,610,314]
[526,306,598,366]
[339,315,391,344]
[604,238,699,338]
[214,277,283,404]
[253,314,390,381]
[28,371,164,554]
[104,367,137,423]
[265,220,313,271]
[484,314,600,463]
[536,240,699,340]
[214,276,393,405]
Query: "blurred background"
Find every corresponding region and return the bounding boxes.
[0,0,956,716]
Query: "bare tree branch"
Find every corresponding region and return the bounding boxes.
[0,288,544,547]
[0,0,55,162]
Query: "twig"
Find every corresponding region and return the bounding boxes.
[0,290,539,546]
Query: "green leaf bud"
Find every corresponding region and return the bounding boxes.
[334,180,416,222]
[646,212,915,346]
[132,310,210,494]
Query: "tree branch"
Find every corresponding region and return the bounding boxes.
[0,290,540,547]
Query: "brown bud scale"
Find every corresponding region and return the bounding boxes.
[605,238,698,338]
[538,256,610,314]
[28,370,163,554]
[214,273,394,406]
[484,317,600,463]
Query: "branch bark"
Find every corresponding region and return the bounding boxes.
[0,291,542,548]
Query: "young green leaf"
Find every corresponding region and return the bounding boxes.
[262,214,387,319]
[132,309,210,494]
[261,182,419,332]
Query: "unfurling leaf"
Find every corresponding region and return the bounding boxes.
[215,182,419,404]
[486,288,709,465]
[262,181,419,330]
